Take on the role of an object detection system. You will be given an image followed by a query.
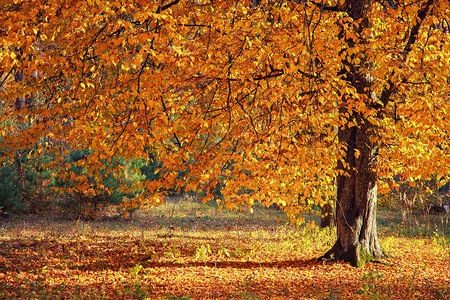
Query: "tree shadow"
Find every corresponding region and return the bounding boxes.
[77,258,323,272]
[0,238,324,273]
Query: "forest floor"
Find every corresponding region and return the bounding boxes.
[0,198,448,299]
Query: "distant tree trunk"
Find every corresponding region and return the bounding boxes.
[15,152,26,203]
[320,202,335,229]
[321,121,385,266]
[321,130,338,229]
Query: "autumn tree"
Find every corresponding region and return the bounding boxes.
[1,0,449,266]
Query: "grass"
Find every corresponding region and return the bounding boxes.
[0,197,448,299]
[377,207,449,238]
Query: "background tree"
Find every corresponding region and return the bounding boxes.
[1,0,449,266]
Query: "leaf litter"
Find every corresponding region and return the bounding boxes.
[0,207,448,299]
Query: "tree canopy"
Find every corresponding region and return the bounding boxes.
[1,0,449,264]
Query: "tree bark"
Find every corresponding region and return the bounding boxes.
[321,121,385,266]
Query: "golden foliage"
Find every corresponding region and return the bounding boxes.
[0,0,449,215]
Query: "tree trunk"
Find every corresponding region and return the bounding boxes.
[320,201,335,229]
[321,122,386,266]
[318,0,388,267]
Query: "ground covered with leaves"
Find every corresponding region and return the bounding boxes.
[0,200,448,299]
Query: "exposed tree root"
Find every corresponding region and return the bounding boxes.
[320,242,387,267]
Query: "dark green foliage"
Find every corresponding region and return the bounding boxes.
[57,149,142,220]
[0,152,56,217]
[23,154,55,215]
[0,147,166,219]
[139,152,161,182]
[0,161,23,216]
[211,179,225,202]
[138,152,187,197]
[437,182,449,200]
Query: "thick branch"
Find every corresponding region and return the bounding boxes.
[253,70,284,81]
[403,0,434,57]
[379,78,396,106]
[157,0,180,13]
[379,0,433,106]
[289,0,344,12]
[310,0,345,12]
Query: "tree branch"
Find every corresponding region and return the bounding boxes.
[309,0,345,12]
[0,67,14,89]
[157,0,180,13]
[402,0,434,57]
[83,24,107,61]
[379,0,434,106]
